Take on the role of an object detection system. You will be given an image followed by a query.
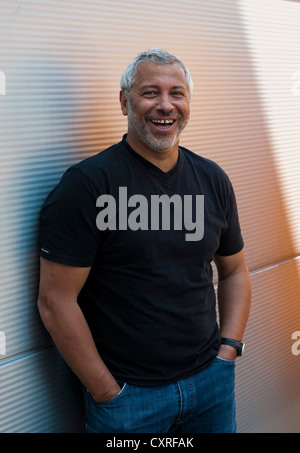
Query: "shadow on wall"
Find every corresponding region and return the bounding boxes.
[1,55,122,432]
[183,8,298,270]
[11,55,121,349]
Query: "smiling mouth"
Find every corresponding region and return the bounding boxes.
[150,119,176,128]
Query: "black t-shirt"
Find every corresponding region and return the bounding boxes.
[40,136,244,386]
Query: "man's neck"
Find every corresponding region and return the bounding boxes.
[125,134,179,173]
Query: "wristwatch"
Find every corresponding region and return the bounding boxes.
[221,338,245,357]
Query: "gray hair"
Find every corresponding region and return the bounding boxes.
[120,48,193,98]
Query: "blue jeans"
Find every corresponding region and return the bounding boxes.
[82,357,236,433]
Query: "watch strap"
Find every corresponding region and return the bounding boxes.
[221,337,244,356]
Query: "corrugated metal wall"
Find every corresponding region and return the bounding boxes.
[1,0,300,433]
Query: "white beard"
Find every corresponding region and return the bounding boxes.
[126,101,189,153]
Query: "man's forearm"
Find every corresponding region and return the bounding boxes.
[217,269,252,358]
[37,295,120,402]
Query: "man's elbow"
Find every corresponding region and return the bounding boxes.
[37,291,58,332]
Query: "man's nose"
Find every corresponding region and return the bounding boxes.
[156,94,173,113]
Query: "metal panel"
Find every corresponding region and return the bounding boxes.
[236,258,300,433]
[0,348,84,433]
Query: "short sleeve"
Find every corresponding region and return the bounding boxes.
[215,175,244,256]
[39,167,101,267]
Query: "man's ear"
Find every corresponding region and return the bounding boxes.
[119,90,128,116]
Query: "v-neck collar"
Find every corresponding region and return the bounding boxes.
[122,135,182,183]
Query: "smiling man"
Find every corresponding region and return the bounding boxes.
[120,61,190,164]
[38,49,251,433]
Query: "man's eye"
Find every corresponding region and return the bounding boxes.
[172,91,184,97]
[143,91,158,97]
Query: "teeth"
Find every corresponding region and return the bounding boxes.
[151,119,174,124]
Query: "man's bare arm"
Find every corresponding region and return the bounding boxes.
[214,249,252,360]
[37,257,121,402]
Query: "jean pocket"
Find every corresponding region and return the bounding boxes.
[215,356,236,365]
[95,382,127,405]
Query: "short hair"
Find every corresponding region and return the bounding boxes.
[120,48,193,98]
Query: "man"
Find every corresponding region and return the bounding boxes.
[38,48,251,433]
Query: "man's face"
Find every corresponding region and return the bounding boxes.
[120,62,191,153]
